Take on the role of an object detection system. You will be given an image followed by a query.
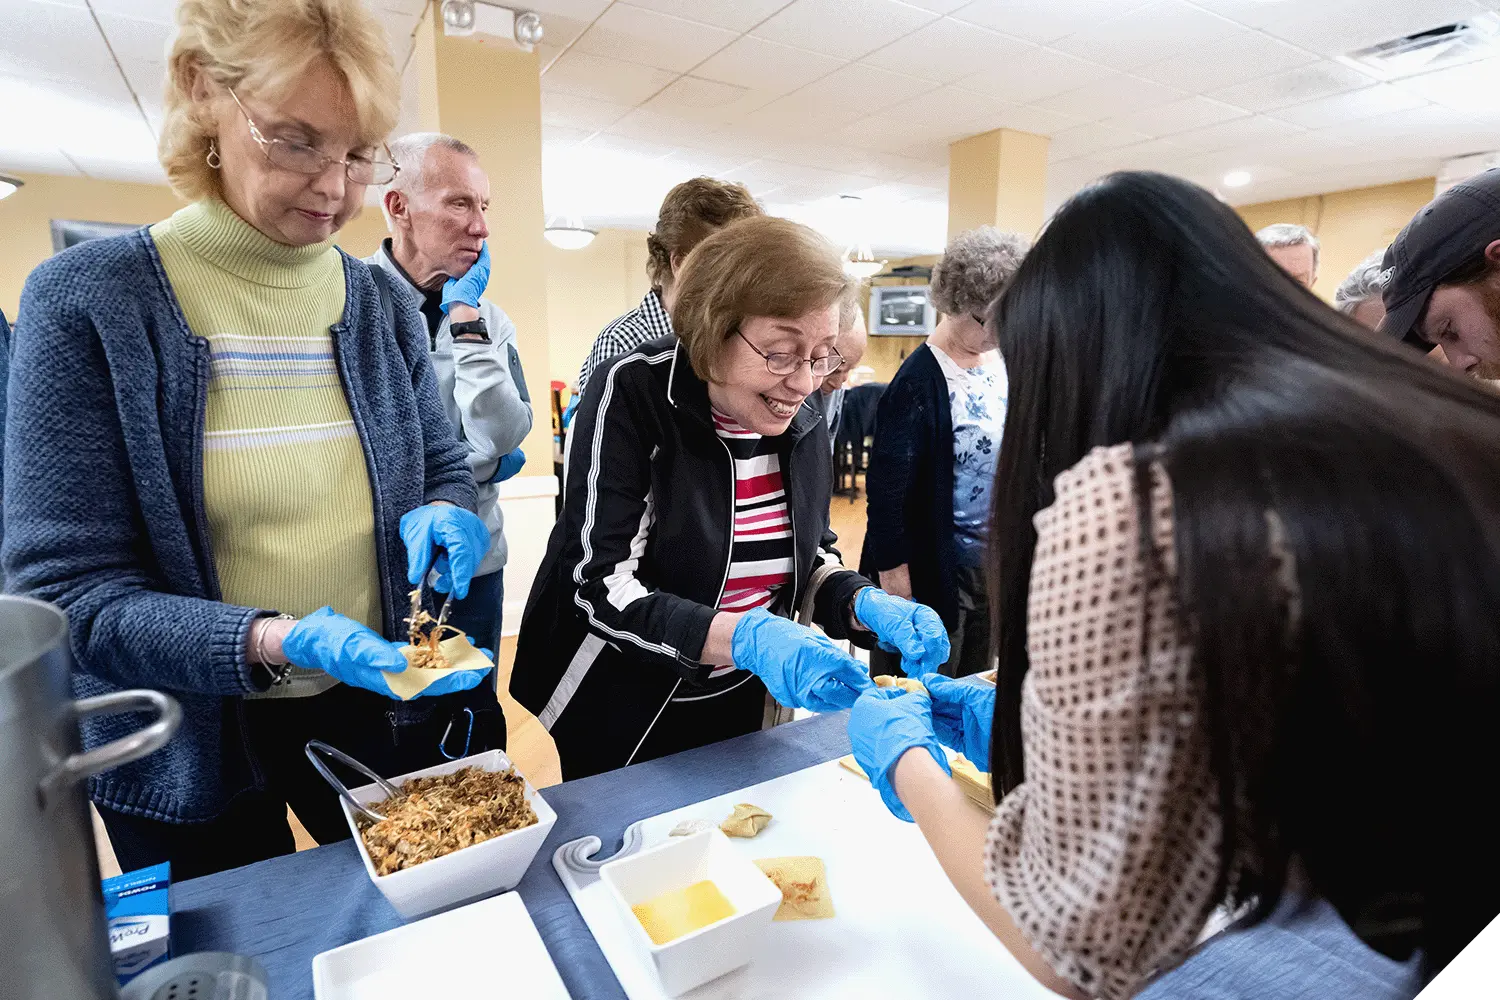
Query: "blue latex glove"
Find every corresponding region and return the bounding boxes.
[400,504,490,600]
[854,588,951,678]
[848,687,951,822]
[731,607,874,713]
[441,242,491,314]
[489,447,526,484]
[282,607,493,699]
[925,675,995,772]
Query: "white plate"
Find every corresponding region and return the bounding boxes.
[311,892,570,1000]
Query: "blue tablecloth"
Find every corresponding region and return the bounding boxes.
[173,711,852,999]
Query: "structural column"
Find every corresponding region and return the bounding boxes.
[411,6,552,475]
[946,128,1050,239]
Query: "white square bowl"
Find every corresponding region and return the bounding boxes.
[600,829,782,996]
[339,749,557,920]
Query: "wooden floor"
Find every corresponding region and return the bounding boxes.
[94,486,869,878]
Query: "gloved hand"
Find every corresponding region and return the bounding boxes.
[400,504,490,600]
[854,588,950,678]
[490,447,526,484]
[848,686,951,822]
[282,607,492,699]
[441,241,491,314]
[731,607,874,713]
[925,674,995,772]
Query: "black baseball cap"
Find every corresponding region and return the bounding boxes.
[1380,168,1500,347]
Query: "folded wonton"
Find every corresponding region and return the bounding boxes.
[754,856,834,920]
[873,675,928,695]
[720,802,773,838]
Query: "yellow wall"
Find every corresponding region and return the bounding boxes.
[545,228,651,388]
[0,172,184,318]
[1237,177,1436,301]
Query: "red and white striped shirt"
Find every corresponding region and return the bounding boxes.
[713,407,795,614]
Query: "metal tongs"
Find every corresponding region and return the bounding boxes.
[305,739,402,824]
[417,547,455,632]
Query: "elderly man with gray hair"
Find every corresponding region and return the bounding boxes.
[861,225,1029,678]
[1257,222,1321,288]
[367,132,533,661]
[1334,250,1391,331]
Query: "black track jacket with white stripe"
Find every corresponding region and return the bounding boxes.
[511,336,874,775]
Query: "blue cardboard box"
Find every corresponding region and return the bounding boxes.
[102,862,172,984]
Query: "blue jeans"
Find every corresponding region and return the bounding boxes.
[443,569,503,657]
[1139,894,1424,1000]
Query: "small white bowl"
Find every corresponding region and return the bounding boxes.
[600,829,782,996]
[339,749,557,920]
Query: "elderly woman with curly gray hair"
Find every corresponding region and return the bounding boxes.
[860,226,1029,678]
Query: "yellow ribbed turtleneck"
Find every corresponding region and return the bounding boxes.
[151,198,380,698]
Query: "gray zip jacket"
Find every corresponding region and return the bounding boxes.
[367,244,532,576]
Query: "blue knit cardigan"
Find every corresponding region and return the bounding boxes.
[1,227,478,822]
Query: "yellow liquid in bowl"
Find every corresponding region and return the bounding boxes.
[632,880,736,945]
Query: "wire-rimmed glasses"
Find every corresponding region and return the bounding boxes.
[736,329,844,379]
[228,88,398,186]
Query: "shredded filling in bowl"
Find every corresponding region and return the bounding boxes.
[359,767,538,876]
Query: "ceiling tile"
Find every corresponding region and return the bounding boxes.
[542,124,593,147]
[573,4,739,73]
[1255,0,1479,59]
[580,132,676,159]
[1167,113,1305,154]
[1087,136,1192,171]
[540,90,635,130]
[695,36,846,94]
[862,16,1035,84]
[1268,83,1429,130]
[1318,105,1500,158]
[1051,0,1245,72]
[951,0,1152,45]
[372,0,428,15]
[0,1,121,88]
[954,44,1115,103]
[657,148,760,176]
[67,153,168,184]
[1046,121,1153,160]
[1209,60,1377,113]
[796,62,939,113]
[864,83,1022,145]
[624,0,792,32]
[606,108,741,151]
[119,57,165,112]
[541,49,678,104]
[534,13,594,50]
[642,76,777,124]
[750,0,938,60]
[509,0,613,19]
[0,142,78,176]
[1109,95,1250,138]
[1131,28,1317,93]
[1394,56,1500,116]
[987,103,1086,136]
[88,0,176,23]
[1034,72,1186,123]
[95,11,174,64]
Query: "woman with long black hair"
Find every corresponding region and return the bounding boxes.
[846,171,1499,998]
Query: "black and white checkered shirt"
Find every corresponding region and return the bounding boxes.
[576,289,674,396]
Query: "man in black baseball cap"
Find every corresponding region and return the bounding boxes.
[1380,168,1500,373]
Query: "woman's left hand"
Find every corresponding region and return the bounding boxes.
[400,504,490,599]
[854,587,950,677]
[848,686,951,822]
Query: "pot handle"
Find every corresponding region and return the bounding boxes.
[42,691,183,801]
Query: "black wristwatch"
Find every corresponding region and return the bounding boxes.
[450,318,489,343]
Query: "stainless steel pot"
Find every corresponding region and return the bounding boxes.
[1,595,182,1000]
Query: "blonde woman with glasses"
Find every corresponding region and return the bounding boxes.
[3,0,500,879]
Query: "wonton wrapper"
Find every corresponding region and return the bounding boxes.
[755,857,834,920]
[669,818,716,838]
[720,802,772,838]
[873,675,928,695]
[384,634,494,701]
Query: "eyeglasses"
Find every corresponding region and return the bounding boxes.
[736,329,844,379]
[229,88,399,186]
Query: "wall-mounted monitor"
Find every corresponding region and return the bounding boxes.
[870,284,935,337]
[50,219,139,253]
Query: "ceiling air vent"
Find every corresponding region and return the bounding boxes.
[1343,13,1500,80]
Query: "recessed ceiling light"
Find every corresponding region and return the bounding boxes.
[1223,170,1253,188]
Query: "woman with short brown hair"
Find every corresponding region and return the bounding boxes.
[514,216,950,778]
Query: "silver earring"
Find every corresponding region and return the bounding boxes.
[206,139,221,169]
